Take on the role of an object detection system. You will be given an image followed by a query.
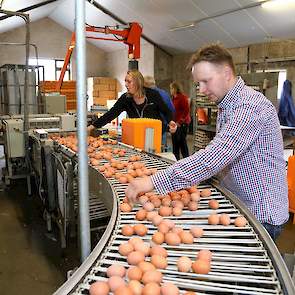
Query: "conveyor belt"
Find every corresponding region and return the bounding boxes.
[53,140,294,295]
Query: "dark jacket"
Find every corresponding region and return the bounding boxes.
[92,87,173,129]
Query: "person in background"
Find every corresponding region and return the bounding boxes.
[169,81,191,160]
[89,70,177,135]
[125,43,289,241]
[144,76,175,150]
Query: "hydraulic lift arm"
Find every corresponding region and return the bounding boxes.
[56,22,142,92]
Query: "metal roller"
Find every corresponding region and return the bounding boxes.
[53,140,294,295]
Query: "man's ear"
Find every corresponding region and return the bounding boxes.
[223,65,232,81]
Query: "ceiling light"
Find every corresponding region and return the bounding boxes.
[261,0,295,9]
[169,23,195,32]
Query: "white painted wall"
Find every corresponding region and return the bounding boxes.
[105,40,154,96]
[0,18,107,79]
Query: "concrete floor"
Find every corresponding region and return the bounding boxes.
[0,137,294,295]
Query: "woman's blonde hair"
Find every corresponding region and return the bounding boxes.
[127,69,145,98]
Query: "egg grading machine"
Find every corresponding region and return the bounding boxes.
[51,137,295,295]
[0,113,76,188]
[1,113,111,249]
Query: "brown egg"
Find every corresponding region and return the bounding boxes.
[128,280,143,295]
[134,242,150,256]
[161,219,175,230]
[192,259,211,274]
[152,215,163,226]
[172,207,183,216]
[119,242,134,256]
[190,191,200,201]
[108,276,126,292]
[89,281,109,295]
[152,231,165,244]
[150,245,168,258]
[129,236,143,246]
[171,226,183,235]
[146,211,158,221]
[183,292,196,295]
[120,203,132,212]
[190,226,204,238]
[139,195,149,205]
[200,188,212,197]
[208,199,219,209]
[127,251,145,265]
[188,201,198,211]
[119,176,128,184]
[114,286,133,295]
[151,197,161,208]
[158,206,172,216]
[142,282,161,295]
[127,266,143,281]
[171,200,184,209]
[181,195,191,206]
[177,256,192,272]
[179,231,194,244]
[150,255,167,269]
[138,261,156,273]
[143,202,155,212]
[122,225,134,236]
[234,216,247,227]
[220,213,231,226]
[141,270,163,284]
[107,264,126,277]
[165,232,181,246]
[197,249,212,262]
[187,186,199,194]
[158,223,169,234]
[161,282,180,295]
[136,209,147,221]
[126,174,134,183]
[208,213,220,225]
[161,196,172,207]
[134,224,148,236]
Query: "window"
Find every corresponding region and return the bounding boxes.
[29,58,71,81]
[256,69,287,99]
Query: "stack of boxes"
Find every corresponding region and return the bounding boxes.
[39,80,76,111]
[87,77,118,106]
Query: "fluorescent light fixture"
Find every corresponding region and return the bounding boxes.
[261,0,295,9]
[169,23,195,32]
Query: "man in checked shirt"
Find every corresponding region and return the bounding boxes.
[125,43,289,241]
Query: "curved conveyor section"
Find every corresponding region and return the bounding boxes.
[54,141,294,295]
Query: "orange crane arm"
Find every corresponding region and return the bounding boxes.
[56,22,142,92]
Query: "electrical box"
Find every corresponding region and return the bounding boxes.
[58,114,75,131]
[43,94,66,114]
[3,119,24,158]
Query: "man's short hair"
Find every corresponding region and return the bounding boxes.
[144,76,156,88]
[188,43,236,75]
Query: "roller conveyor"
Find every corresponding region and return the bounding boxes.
[53,139,294,295]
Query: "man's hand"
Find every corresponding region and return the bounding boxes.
[168,120,177,134]
[125,176,154,203]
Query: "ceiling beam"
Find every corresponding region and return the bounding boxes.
[0,0,58,21]
[87,0,172,57]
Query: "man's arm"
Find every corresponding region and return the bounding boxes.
[151,103,266,194]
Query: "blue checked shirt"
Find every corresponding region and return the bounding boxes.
[152,77,289,225]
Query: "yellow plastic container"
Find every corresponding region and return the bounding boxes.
[122,118,162,153]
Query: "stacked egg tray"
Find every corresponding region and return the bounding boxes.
[53,139,294,295]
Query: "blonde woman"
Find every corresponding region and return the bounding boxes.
[90,70,177,134]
